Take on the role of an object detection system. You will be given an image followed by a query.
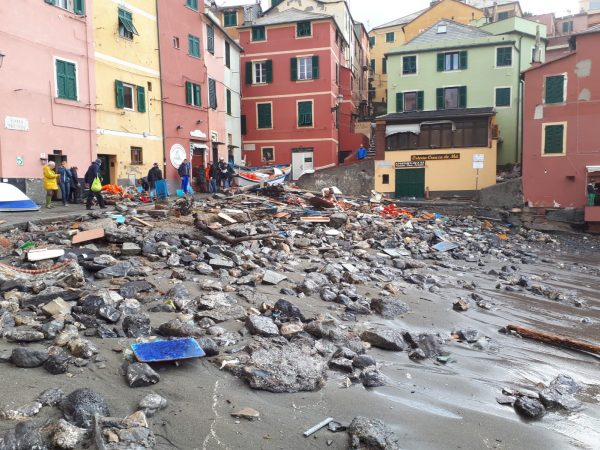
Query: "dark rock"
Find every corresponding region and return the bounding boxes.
[95,261,133,279]
[126,362,160,388]
[514,397,545,420]
[403,332,447,358]
[348,416,399,450]
[119,280,154,298]
[360,367,386,388]
[353,354,376,369]
[361,328,405,351]
[37,387,65,406]
[6,328,45,343]
[11,348,49,368]
[457,329,481,343]
[408,348,427,360]
[329,213,348,228]
[61,388,110,429]
[44,351,71,375]
[246,315,279,337]
[273,299,306,322]
[334,347,358,360]
[370,297,409,319]
[79,295,105,315]
[1,280,33,293]
[122,314,152,338]
[41,319,65,339]
[539,375,582,410]
[329,357,354,373]
[97,305,121,323]
[0,311,16,337]
[158,319,204,337]
[0,420,45,450]
[196,337,219,357]
[20,290,80,308]
[96,324,119,339]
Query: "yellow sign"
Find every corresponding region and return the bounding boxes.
[411,153,460,161]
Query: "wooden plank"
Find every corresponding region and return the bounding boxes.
[507,324,600,355]
[27,248,65,262]
[72,228,105,244]
[131,216,153,228]
[300,217,330,223]
[218,212,237,224]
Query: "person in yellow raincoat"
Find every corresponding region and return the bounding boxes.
[43,161,59,208]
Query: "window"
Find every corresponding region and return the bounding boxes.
[208,78,217,110]
[543,124,566,155]
[248,60,273,84]
[386,118,489,150]
[225,42,231,68]
[437,51,467,71]
[48,0,85,15]
[173,36,180,49]
[131,147,143,165]
[261,147,274,162]
[207,25,215,55]
[386,32,395,43]
[402,55,417,75]
[562,21,574,33]
[55,59,77,101]
[188,34,200,57]
[185,81,201,107]
[382,174,390,184]
[396,91,424,112]
[382,57,387,74]
[186,0,198,10]
[497,11,510,20]
[224,11,237,27]
[370,59,375,72]
[297,100,313,127]
[257,103,272,129]
[241,115,247,135]
[297,21,311,37]
[118,8,138,40]
[495,87,511,107]
[496,47,512,67]
[252,26,266,41]
[115,81,134,110]
[369,36,375,47]
[437,24,447,34]
[291,56,319,81]
[436,86,467,109]
[226,89,232,115]
[545,75,565,104]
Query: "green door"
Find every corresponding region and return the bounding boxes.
[395,168,425,198]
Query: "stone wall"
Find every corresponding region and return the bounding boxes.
[477,178,524,209]
[295,160,374,197]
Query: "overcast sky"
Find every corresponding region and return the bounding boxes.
[216,0,581,29]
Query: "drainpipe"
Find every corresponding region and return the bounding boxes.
[515,35,523,169]
[155,0,167,177]
[84,6,94,166]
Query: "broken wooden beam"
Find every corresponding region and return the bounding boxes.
[506,324,600,355]
[193,215,283,245]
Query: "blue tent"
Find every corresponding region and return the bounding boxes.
[0,183,40,211]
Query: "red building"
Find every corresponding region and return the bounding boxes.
[239,9,365,179]
[157,0,209,188]
[522,25,600,225]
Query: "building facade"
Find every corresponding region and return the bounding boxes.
[0,0,96,203]
[210,2,262,42]
[522,26,600,225]
[385,18,545,166]
[93,0,163,185]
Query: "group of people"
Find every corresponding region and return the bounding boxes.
[587,181,600,206]
[181,158,235,194]
[42,161,81,208]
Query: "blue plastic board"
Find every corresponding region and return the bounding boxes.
[131,338,205,362]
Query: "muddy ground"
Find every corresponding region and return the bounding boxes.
[0,212,598,450]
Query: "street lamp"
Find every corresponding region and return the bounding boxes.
[0,53,5,68]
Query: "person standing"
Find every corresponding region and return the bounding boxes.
[209,161,219,193]
[147,162,163,199]
[218,158,229,189]
[357,144,367,160]
[69,166,80,204]
[43,161,59,209]
[57,160,72,206]
[84,159,106,210]
[178,159,192,194]
[588,182,596,207]
[196,165,206,193]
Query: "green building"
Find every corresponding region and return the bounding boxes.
[385,17,546,166]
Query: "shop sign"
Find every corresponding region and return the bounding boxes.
[395,161,425,168]
[169,144,187,168]
[411,153,460,162]
[5,116,29,131]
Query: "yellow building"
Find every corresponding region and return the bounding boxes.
[369,0,483,111]
[93,0,163,184]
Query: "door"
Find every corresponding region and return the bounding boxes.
[97,154,112,185]
[292,148,314,180]
[190,144,205,192]
[395,168,425,198]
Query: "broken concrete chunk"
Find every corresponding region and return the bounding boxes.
[121,242,142,256]
[262,270,287,285]
[126,363,160,388]
[348,416,399,450]
[361,328,406,351]
[246,315,280,337]
[42,298,72,317]
[51,419,87,450]
[231,407,260,421]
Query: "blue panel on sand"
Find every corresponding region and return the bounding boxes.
[131,338,206,362]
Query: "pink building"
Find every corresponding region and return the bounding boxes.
[0,0,96,203]
[522,25,600,227]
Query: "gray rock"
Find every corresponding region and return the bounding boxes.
[348,416,399,450]
[121,242,142,256]
[37,388,65,406]
[122,314,152,338]
[329,357,354,373]
[44,351,71,375]
[361,328,406,351]
[539,374,582,410]
[0,311,16,337]
[139,392,168,417]
[209,257,234,269]
[329,213,348,228]
[158,319,204,337]
[370,298,409,319]
[52,419,87,449]
[195,304,247,322]
[262,270,287,285]
[95,261,133,279]
[360,367,386,388]
[6,328,45,343]
[97,305,120,323]
[246,315,280,337]
[67,338,98,359]
[274,299,306,322]
[126,363,160,388]
[514,397,545,419]
[353,354,376,369]
[403,332,447,358]
[11,348,49,368]
[61,388,110,429]
[457,329,481,343]
[196,337,219,357]
[119,280,153,299]
[0,420,45,450]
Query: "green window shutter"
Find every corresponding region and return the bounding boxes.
[298,101,312,126]
[74,0,85,15]
[45,0,56,5]
[65,62,76,100]
[252,26,265,41]
[290,57,298,81]
[209,78,217,109]
[312,56,319,79]
[417,91,424,111]
[545,75,565,104]
[186,0,198,10]
[437,53,444,72]
[257,103,271,128]
[207,26,215,54]
[459,51,468,70]
[225,42,231,67]
[395,93,404,113]
[370,59,375,71]
[459,86,467,108]
[137,86,146,112]
[382,57,387,74]
[226,89,232,115]
[544,125,565,154]
[115,80,124,108]
[245,62,253,84]
[436,88,444,109]
[495,87,510,107]
[497,47,512,66]
[266,60,273,83]
[185,81,192,105]
[369,36,375,47]
[194,84,201,107]
[56,60,66,98]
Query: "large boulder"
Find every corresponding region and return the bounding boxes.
[348,416,399,449]
[370,298,409,319]
[11,348,49,368]
[0,420,45,450]
[361,328,406,351]
[61,388,110,429]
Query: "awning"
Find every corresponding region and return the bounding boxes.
[587,166,600,173]
[386,124,421,136]
[118,11,139,36]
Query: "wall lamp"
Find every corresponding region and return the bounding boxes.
[0,53,5,68]
[330,94,344,112]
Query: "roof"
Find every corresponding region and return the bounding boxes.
[406,19,491,46]
[371,9,427,31]
[577,23,600,36]
[239,8,333,28]
[465,0,518,8]
[378,107,495,123]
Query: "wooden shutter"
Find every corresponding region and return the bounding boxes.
[298,101,312,126]
[207,26,214,54]
[258,104,271,128]
[417,91,424,111]
[56,60,66,98]
[312,56,319,79]
[115,80,124,108]
[226,89,232,115]
[266,60,273,83]
[382,57,387,74]
[459,51,468,70]
[545,75,565,104]
[459,86,467,108]
[225,42,231,67]
[437,53,444,72]
[241,115,247,135]
[544,125,564,154]
[395,93,403,113]
[209,78,217,109]
[137,85,146,112]
[290,57,298,81]
[185,81,192,105]
[194,84,201,106]
[74,0,84,15]
[245,62,252,84]
[65,62,76,100]
[436,88,444,109]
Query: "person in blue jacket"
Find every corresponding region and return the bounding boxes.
[57,160,72,206]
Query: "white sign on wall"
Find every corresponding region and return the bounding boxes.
[169,144,187,168]
[5,116,29,131]
[473,154,485,169]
